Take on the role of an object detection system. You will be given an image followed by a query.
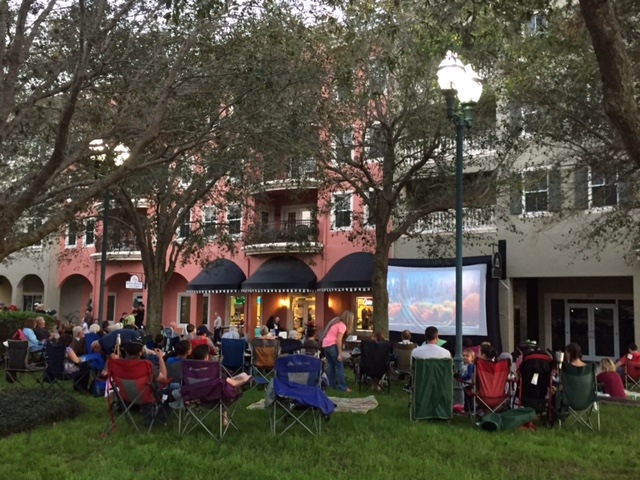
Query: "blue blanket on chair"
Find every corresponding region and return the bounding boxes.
[269,379,336,416]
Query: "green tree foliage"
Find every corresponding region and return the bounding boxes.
[0,0,241,261]
[103,6,330,334]
[295,1,509,334]
[498,1,640,258]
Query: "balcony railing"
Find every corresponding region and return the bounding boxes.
[412,206,497,234]
[244,219,319,245]
[93,232,141,261]
[261,159,319,189]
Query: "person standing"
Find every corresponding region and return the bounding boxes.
[213,312,223,344]
[321,310,354,393]
[135,303,145,330]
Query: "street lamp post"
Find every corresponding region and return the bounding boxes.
[437,51,483,401]
[97,187,111,325]
[90,140,128,324]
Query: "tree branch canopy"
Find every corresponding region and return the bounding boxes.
[579,0,640,167]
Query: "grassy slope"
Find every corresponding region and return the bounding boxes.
[0,374,638,480]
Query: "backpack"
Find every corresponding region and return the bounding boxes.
[11,329,26,341]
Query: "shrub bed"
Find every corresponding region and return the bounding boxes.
[0,388,83,438]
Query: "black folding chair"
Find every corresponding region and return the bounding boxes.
[357,340,392,393]
[4,340,45,386]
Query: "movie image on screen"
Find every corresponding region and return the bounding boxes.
[387,263,488,336]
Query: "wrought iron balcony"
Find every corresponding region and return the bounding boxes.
[243,219,322,255]
[411,206,497,234]
[261,159,320,191]
[93,232,141,261]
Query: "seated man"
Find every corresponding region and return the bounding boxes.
[71,326,86,356]
[92,327,142,356]
[33,316,51,341]
[222,325,240,340]
[399,329,414,345]
[411,326,451,361]
[616,343,640,374]
[22,317,45,352]
[188,326,218,356]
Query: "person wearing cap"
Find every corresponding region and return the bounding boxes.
[411,326,451,361]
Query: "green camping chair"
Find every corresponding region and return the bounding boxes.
[557,363,600,431]
[410,357,453,421]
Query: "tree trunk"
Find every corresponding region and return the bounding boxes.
[371,244,390,337]
[145,272,166,336]
[579,0,640,167]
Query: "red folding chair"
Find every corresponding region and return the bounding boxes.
[103,358,164,435]
[624,361,640,391]
[471,358,512,422]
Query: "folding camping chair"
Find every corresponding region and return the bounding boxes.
[357,340,392,393]
[103,357,165,435]
[557,363,600,431]
[4,340,45,386]
[393,342,416,380]
[624,361,640,391]
[41,342,70,390]
[517,352,554,422]
[471,358,512,422]
[268,354,334,436]
[250,337,279,388]
[220,338,248,377]
[175,360,241,441]
[410,357,453,421]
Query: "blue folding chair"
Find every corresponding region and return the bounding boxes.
[220,338,248,377]
[267,354,334,436]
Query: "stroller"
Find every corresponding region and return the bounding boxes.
[517,352,554,425]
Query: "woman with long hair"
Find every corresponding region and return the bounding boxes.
[597,358,626,398]
[321,310,354,393]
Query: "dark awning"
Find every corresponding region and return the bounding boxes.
[317,252,374,292]
[241,256,316,293]
[186,259,246,294]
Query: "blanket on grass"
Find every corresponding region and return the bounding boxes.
[248,394,378,414]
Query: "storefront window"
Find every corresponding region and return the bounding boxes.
[357,297,373,331]
[293,296,315,332]
[229,295,246,326]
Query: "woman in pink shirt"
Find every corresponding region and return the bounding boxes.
[321,310,354,393]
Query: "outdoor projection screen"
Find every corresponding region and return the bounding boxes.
[388,263,488,336]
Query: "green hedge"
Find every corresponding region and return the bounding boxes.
[0,388,83,438]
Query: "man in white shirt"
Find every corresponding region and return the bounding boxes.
[411,326,451,361]
[213,312,223,344]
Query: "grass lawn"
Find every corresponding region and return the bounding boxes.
[0,371,639,480]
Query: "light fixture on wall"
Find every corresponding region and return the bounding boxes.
[279,297,289,308]
[491,244,503,279]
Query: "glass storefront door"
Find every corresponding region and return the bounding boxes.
[566,302,618,361]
